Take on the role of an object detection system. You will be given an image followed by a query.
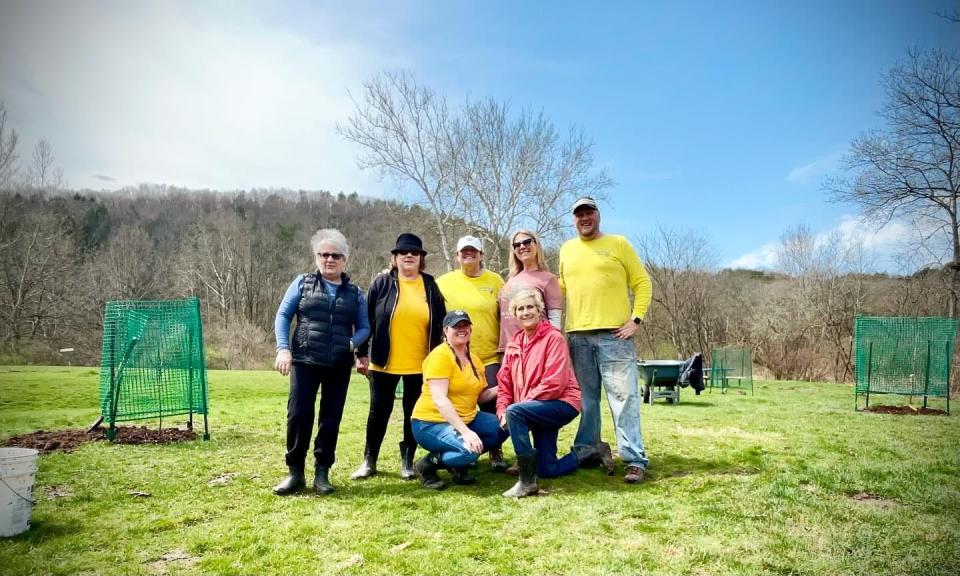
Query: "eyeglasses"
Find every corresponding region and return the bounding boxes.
[512,238,536,250]
[317,252,344,261]
[395,250,421,256]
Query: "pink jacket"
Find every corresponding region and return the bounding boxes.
[496,320,582,417]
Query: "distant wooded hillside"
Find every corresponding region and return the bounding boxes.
[0,187,952,392]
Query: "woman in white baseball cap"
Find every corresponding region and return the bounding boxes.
[435,234,508,471]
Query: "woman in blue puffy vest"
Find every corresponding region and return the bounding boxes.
[272,229,370,496]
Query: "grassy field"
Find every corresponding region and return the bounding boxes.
[0,366,958,575]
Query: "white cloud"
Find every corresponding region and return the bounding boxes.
[832,214,912,251]
[725,214,922,273]
[727,242,779,270]
[785,150,844,184]
[0,0,403,193]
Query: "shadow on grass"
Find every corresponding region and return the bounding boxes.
[292,452,763,500]
[666,400,715,408]
[650,452,761,479]
[3,516,78,542]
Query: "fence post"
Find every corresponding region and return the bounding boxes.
[922,340,931,409]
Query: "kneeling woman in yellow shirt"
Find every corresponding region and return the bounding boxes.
[411,310,510,490]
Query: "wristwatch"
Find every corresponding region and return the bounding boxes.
[632,317,642,325]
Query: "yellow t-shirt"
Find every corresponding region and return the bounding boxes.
[371,275,430,375]
[436,269,504,365]
[411,345,485,424]
[559,234,652,332]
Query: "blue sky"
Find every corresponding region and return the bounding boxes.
[1,1,957,271]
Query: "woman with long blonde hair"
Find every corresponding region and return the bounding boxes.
[497,230,563,351]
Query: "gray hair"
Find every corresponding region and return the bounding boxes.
[508,288,545,317]
[310,228,350,260]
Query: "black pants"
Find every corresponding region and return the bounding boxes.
[363,371,422,459]
[478,362,502,415]
[285,362,352,469]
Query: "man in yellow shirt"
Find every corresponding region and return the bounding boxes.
[559,197,652,484]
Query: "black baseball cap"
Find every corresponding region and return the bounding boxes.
[442,310,472,328]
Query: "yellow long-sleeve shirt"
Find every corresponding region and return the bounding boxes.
[559,234,652,332]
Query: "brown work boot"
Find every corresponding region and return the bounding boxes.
[624,465,645,484]
[505,463,519,476]
[489,447,508,472]
[598,442,616,476]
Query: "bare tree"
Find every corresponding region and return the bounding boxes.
[340,72,612,272]
[634,227,720,358]
[0,102,18,188]
[29,139,64,192]
[337,72,463,270]
[457,99,612,273]
[756,225,867,381]
[0,207,72,342]
[828,48,960,315]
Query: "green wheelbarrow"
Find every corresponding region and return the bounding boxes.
[637,360,685,404]
[638,354,705,404]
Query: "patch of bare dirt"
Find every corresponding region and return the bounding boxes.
[207,472,239,486]
[863,405,947,416]
[849,491,902,509]
[146,548,199,573]
[1,426,197,453]
[42,484,74,499]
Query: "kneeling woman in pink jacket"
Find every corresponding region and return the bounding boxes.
[497,288,593,498]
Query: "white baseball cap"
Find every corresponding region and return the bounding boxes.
[572,197,599,213]
[456,235,483,252]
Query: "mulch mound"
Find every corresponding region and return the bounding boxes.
[1,426,198,454]
[863,405,947,416]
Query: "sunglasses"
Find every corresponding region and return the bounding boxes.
[317,252,344,261]
[512,238,536,249]
[395,250,421,256]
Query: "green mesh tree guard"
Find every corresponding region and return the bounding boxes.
[854,316,956,413]
[709,346,753,394]
[99,298,210,440]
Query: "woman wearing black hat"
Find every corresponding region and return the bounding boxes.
[410,310,509,490]
[351,233,446,481]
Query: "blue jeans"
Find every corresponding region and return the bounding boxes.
[412,412,509,468]
[568,331,648,469]
[506,400,580,478]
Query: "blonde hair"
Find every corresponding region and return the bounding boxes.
[508,288,546,318]
[509,230,548,277]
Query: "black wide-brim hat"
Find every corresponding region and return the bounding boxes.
[391,232,427,255]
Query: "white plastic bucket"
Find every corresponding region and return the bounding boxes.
[0,447,38,537]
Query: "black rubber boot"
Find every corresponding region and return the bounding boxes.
[572,444,598,466]
[399,442,416,481]
[313,466,335,495]
[272,466,306,496]
[502,453,539,498]
[449,466,476,485]
[597,441,616,476]
[414,452,446,490]
[350,449,377,480]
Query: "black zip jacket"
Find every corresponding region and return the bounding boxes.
[356,269,446,367]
